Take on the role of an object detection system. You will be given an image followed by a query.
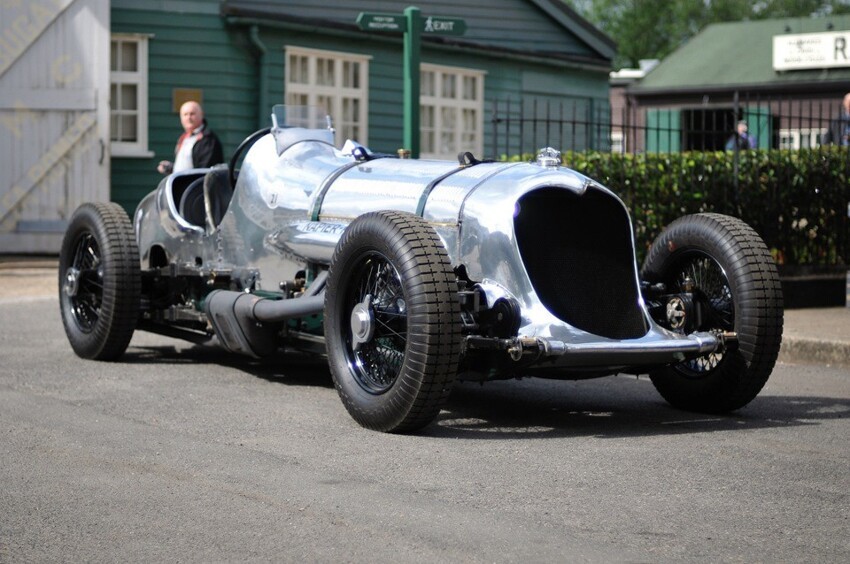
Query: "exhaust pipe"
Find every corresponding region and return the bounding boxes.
[253,271,326,322]
[252,293,324,322]
[204,272,326,357]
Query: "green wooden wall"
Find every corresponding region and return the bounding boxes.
[111,4,257,213]
[110,4,610,213]
[223,0,602,58]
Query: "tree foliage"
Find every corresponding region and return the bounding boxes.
[568,0,850,68]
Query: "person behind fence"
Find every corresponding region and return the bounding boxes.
[725,120,757,151]
[157,101,224,175]
[824,92,850,146]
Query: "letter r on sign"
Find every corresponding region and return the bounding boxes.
[835,37,847,60]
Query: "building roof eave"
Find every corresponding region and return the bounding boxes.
[223,11,612,73]
[630,78,850,99]
[526,0,617,60]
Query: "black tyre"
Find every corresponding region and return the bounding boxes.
[325,211,462,432]
[59,203,141,360]
[641,213,783,412]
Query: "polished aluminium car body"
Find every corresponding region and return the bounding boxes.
[133,112,721,377]
[61,105,780,432]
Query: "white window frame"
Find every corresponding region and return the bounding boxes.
[284,46,370,146]
[779,128,828,150]
[110,33,152,158]
[420,63,485,160]
[610,131,625,153]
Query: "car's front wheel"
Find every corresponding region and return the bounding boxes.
[324,211,462,432]
[641,213,783,412]
[59,203,140,360]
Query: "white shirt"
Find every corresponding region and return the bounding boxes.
[173,124,205,173]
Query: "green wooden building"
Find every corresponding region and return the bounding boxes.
[109,0,615,213]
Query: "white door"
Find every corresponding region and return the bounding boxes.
[0,0,110,254]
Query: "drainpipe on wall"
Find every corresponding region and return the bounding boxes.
[249,25,268,129]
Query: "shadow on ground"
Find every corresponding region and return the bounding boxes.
[120,341,850,441]
[121,342,334,388]
[433,379,850,440]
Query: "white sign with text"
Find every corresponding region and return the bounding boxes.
[773,30,850,71]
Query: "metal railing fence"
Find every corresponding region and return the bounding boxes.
[488,93,850,267]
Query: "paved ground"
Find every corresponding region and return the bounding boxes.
[0,256,57,300]
[2,257,849,562]
[2,295,849,563]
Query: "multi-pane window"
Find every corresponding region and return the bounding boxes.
[420,64,484,159]
[779,128,827,150]
[285,47,370,145]
[110,34,150,157]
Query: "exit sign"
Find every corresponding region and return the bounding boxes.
[422,16,466,36]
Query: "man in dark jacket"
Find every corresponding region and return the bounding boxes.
[824,93,850,146]
[725,120,757,151]
[157,101,224,174]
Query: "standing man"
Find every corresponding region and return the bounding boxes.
[725,120,757,151]
[157,101,224,174]
[824,92,850,146]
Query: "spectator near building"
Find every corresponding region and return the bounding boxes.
[157,101,224,175]
[824,92,850,146]
[725,120,757,151]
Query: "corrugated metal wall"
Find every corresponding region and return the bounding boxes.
[0,0,110,253]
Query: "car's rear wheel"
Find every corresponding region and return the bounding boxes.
[59,203,140,360]
[641,213,783,412]
[324,211,462,432]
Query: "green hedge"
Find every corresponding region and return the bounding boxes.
[502,148,850,266]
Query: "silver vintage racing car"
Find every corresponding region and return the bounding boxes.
[59,105,784,432]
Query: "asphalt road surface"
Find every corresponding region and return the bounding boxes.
[2,296,849,562]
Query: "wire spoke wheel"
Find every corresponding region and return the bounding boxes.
[346,252,408,394]
[64,232,104,333]
[325,211,462,433]
[59,203,140,360]
[641,213,783,413]
[671,252,734,376]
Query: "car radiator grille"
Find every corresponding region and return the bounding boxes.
[514,186,648,340]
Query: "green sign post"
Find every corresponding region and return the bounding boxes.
[402,7,422,158]
[357,7,466,158]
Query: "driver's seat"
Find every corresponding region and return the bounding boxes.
[178,176,206,228]
[177,165,232,232]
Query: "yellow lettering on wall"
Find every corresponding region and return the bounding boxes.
[0,0,68,77]
[10,14,39,47]
[51,53,81,85]
[0,100,36,138]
